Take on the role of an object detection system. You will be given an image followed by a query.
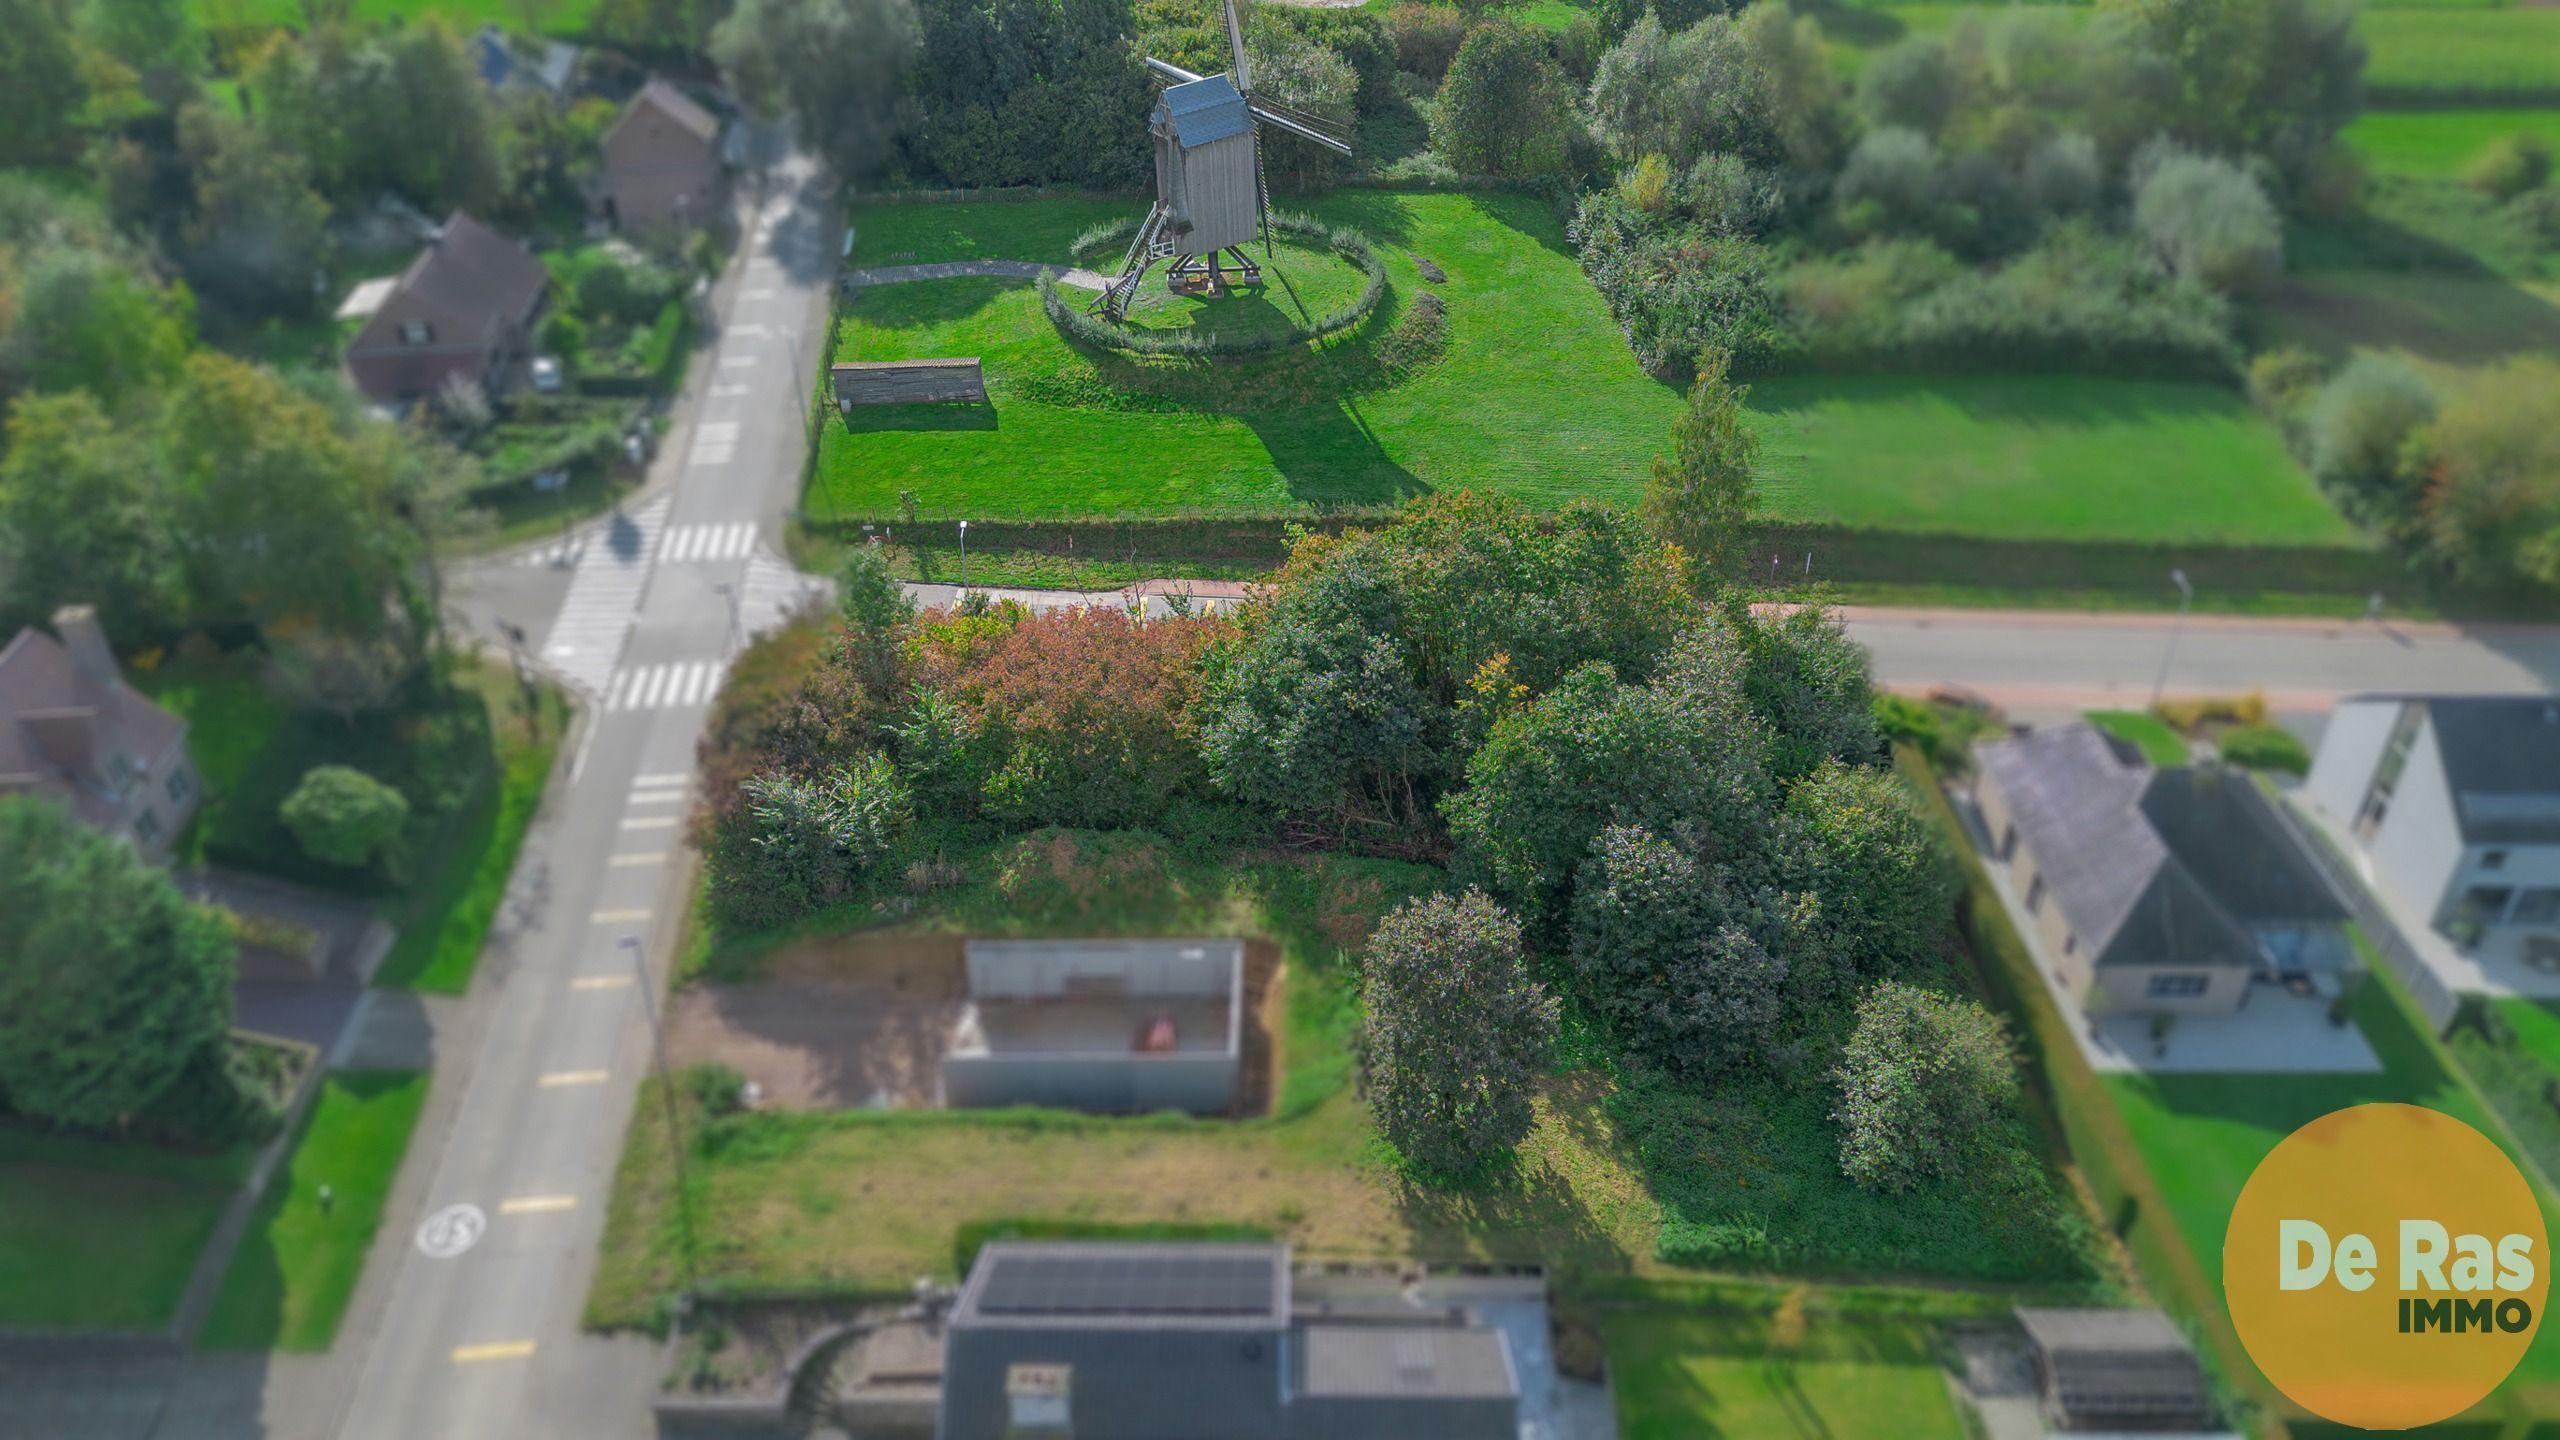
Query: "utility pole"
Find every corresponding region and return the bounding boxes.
[620,934,697,1294]
[2147,568,2195,711]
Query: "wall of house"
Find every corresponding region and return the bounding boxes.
[606,142,720,234]
[1974,767,2097,1008]
[940,1322,1289,1440]
[2306,701,2398,827]
[941,1050,1238,1116]
[2366,713,2465,928]
[1285,1394,1516,1440]
[128,735,200,860]
[2450,842,2560,928]
[2090,963,2252,1015]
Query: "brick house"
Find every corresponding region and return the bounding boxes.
[343,212,550,406]
[0,607,199,860]
[602,80,723,238]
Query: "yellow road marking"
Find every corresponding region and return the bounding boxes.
[498,1195,578,1215]
[537,1070,608,1087]
[451,1340,536,1363]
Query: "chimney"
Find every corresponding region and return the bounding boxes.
[50,606,120,689]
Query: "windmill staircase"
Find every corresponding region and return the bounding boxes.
[1093,203,1178,320]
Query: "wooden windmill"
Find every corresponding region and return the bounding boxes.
[1092,0,1355,320]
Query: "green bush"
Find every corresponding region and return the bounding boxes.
[686,1062,747,1118]
[2216,723,2310,775]
[1833,980,2018,1193]
[1871,694,1943,766]
[280,765,410,871]
[2461,133,2554,201]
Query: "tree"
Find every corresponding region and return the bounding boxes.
[174,103,330,318]
[2418,356,2560,588]
[1834,126,1943,237]
[715,0,922,180]
[1587,11,1768,169]
[1246,18,1359,189]
[0,0,91,166]
[0,795,235,1129]
[268,629,415,727]
[1740,604,1878,781]
[2462,133,2554,202]
[1833,980,2017,1191]
[2131,145,2281,294]
[725,754,914,923]
[282,765,412,869]
[1431,19,1576,177]
[1736,0,1839,172]
[1359,890,1559,1176]
[80,0,207,107]
[1854,36,1956,138]
[0,247,195,408]
[0,392,177,641]
[2306,354,2434,533]
[1569,825,1782,1073]
[380,21,506,215]
[838,541,918,702]
[1775,762,1955,978]
[1641,353,1758,592]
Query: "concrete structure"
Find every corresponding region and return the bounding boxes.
[343,213,549,405]
[603,79,723,238]
[937,1243,1519,1440]
[2306,695,2560,949]
[2015,1308,2215,1432]
[942,939,1243,1115]
[0,606,197,859]
[1973,724,2352,1015]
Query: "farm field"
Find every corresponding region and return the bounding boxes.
[1603,1308,1970,1440]
[1745,375,2360,546]
[816,190,1685,521]
[2344,108,2560,179]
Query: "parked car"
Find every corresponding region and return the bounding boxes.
[530,355,564,393]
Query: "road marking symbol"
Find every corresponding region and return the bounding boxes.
[498,1195,579,1215]
[416,1203,486,1259]
[451,1341,536,1363]
[538,1070,610,1087]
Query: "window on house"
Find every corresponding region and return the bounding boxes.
[2026,875,2046,914]
[2515,889,2560,927]
[400,320,432,345]
[2354,702,2424,840]
[134,810,162,846]
[167,766,193,805]
[2063,935,2078,958]
[2146,973,2210,999]
[1999,824,2017,860]
[2483,850,2509,871]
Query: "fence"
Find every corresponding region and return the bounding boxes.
[2260,791,2463,1033]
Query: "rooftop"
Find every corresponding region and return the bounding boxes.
[1159,75,1251,148]
[950,1243,1289,1330]
[1296,1325,1518,1401]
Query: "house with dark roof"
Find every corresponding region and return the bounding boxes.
[2015,1307,2216,1432]
[342,213,549,405]
[602,80,723,238]
[937,1242,1519,1440]
[0,607,198,859]
[2307,695,2560,944]
[1973,724,2352,1015]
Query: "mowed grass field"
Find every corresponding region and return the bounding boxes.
[2345,108,2560,179]
[1604,1308,1969,1440]
[0,1128,252,1331]
[818,190,1685,520]
[1744,375,2358,545]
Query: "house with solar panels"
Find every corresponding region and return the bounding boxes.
[936,1241,1521,1440]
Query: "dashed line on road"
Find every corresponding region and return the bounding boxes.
[634,772,692,787]
[498,1195,580,1215]
[718,355,757,369]
[619,816,680,831]
[451,1341,536,1364]
[591,908,652,924]
[628,788,686,806]
[538,1070,610,1087]
[571,974,635,991]
[610,851,668,867]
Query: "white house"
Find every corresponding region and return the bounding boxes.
[2306,696,2560,944]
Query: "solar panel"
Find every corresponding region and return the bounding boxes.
[975,1253,1276,1318]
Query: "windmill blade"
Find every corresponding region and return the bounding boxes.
[1224,0,1251,95]
[1144,56,1204,86]
[1247,102,1353,156]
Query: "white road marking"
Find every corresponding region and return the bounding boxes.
[609,852,667,867]
[571,974,635,991]
[415,1203,487,1259]
[605,660,731,712]
[657,521,757,563]
[742,288,775,300]
[718,355,756,369]
[634,772,692,787]
[627,789,686,806]
[498,1195,580,1215]
[538,1070,609,1087]
[451,1341,536,1363]
[591,908,652,924]
[619,816,679,831]
[537,497,671,693]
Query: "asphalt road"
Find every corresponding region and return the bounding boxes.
[312,153,838,1440]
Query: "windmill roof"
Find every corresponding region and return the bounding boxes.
[1160,75,1251,148]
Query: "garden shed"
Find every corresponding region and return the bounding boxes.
[941,939,1243,1115]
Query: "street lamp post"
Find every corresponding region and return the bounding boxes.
[620,934,698,1294]
[2147,568,2195,711]
[957,518,969,596]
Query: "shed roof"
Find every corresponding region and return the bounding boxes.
[1296,1325,1517,1400]
[2016,1308,2212,1427]
[1159,75,1251,148]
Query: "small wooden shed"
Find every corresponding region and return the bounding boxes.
[831,358,987,409]
[2016,1307,2215,1432]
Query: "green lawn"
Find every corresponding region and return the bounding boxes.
[2103,963,2560,1392]
[2359,8,2560,100]
[2344,108,2560,180]
[814,190,1685,521]
[0,1128,253,1331]
[1604,1308,1969,1440]
[200,1072,429,1351]
[185,0,601,36]
[2085,710,2187,767]
[1745,375,2359,546]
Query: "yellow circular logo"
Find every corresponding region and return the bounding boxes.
[2224,1104,2547,1430]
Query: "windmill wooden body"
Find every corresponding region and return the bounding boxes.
[1093,0,1354,320]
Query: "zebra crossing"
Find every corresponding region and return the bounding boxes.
[737,547,831,635]
[600,658,731,712]
[657,521,760,564]
[539,497,671,693]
